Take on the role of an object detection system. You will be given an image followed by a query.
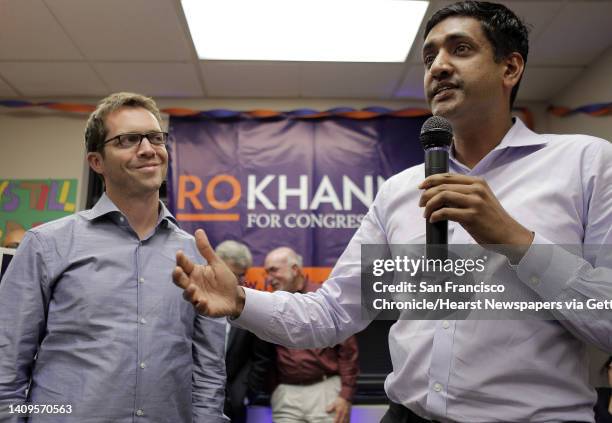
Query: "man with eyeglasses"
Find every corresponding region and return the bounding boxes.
[0,92,228,422]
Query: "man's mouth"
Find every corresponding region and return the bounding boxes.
[136,163,160,171]
[437,86,454,94]
[431,84,458,100]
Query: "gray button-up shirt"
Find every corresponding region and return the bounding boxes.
[0,194,228,422]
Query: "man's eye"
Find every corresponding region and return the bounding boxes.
[455,44,470,54]
[124,134,141,143]
[149,133,165,143]
[424,55,435,67]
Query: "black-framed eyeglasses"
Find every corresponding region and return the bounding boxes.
[103,132,168,149]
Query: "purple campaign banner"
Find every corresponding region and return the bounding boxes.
[167,116,426,272]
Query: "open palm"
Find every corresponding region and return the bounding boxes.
[172,229,243,317]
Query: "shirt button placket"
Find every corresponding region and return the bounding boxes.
[135,243,145,416]
[426,322,453,416]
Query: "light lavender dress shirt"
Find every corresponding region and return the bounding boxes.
[0,194,228,423]
[234,118,612,422]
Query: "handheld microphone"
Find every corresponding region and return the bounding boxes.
[419,116,453,255]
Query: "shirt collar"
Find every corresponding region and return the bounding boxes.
[449,117,547,167]
[158,200,178,228]
[83,192,178,227]
[492,116,548,150]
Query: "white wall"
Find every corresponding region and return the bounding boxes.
[548,45,612,141]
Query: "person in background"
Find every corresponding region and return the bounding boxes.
[0,92,228,422]
[1,223,26,249]
[216,240,275,423]
[264,247,359,423]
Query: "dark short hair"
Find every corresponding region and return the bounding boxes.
[85,92,162,154]
[424,1,530,107]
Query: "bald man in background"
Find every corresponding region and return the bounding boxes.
[264,247,359,423]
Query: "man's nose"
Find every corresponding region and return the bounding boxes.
[429,50,454,79]
[136,137,156,156]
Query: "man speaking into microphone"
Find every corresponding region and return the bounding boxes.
[173,2,612,422]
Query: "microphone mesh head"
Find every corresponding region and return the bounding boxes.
[420,116,452,135]
[419,115,453,149]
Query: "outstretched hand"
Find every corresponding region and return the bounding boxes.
[172,229,245,317]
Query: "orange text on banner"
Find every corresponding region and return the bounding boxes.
[177,174,241,221]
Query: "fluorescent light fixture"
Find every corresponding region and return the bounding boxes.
[182,0,429,62]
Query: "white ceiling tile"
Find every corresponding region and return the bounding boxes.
[200,62,300,97]
[529,1,612,66]
[300,63,405,98]
[0,0,83,60]
[516,66,583,101]
[0,0,605,101]
[46,0,194,61]
[94,62,203,97]
[394,65,426,99]
[0,62,108,97]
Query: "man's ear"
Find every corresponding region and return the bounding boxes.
[503,52,525,93]
[87,152,104,176]
[291,264,301,277]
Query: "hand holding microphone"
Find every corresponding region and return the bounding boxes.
[418,116,534,262]
[419,116,453,248]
